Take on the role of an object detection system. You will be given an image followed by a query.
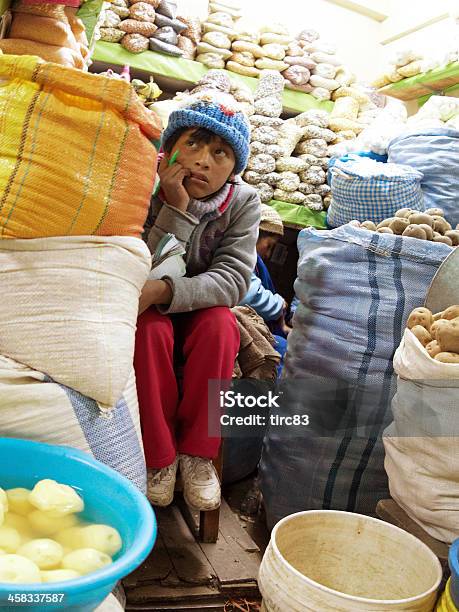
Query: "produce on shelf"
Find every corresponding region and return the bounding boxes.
[197,0,240,69]
[243,70,285,203]
[0,2,89,68]
[355,207,458,247]
[371,47,442,89]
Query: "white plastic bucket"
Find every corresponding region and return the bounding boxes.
[258,510,442,612]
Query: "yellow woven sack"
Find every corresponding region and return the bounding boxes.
[0,54,162,239]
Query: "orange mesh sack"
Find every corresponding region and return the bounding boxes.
[0,54,162,239]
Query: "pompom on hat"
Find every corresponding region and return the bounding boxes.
[259,204,284,236]
[161,91,251,175]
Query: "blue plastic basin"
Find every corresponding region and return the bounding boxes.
[449,538,459,608]
[0,438,156,611]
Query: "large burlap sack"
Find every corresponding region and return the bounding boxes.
[260,224,451,529]
[327,156,425,227]
[388,128,459,227]
[0,54,161,239]
[0,236,150,409]
[383,329,459,543]
[0,356,146,492]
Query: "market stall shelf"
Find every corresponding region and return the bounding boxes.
[92,41,334,115]
[378,61,459,101]
[268,199,327,230]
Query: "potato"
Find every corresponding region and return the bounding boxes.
[430,319,450,340]
[377,218,394,229]
[0,488,8,513]
[0,507,3,528]
[407,307,433,331]
[3,513,35,542]
[436,319,459,353]
[0,526,21,553]
[29,479,84,517]
[17,539,64,570]
[389,218,410,235]
[431,216,452,235]
[377,227,394,234]
[411,325,432,347]
[62,548,112,575]
[54,526,84,550]
[394,208,413,219]
[445,230,459,246]
[78,525,122,557]
[360,220,377,231]
[433,235,453,246]
[408,213,434,227]
[441,306,459,321]
[41,569,81,583]
[426,208,444,217]
[433,311,444,321]
[426,340,441,358]
[0,554,41,583]
[402,225,427,240]
[29,510,78,537]
[6,488,34,517]
[434,352,459,364]
[418,223,434,240]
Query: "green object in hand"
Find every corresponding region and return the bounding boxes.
[153,149,180,197]
[168,149,180,166]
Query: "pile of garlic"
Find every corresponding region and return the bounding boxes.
[0,480,122,584]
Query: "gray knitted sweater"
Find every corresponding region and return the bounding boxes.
[143,176,260,314]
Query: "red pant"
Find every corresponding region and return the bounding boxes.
[134,306,240,469]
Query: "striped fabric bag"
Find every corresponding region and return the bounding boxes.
[0,54,161,239]
[259,224,452,529]
[327,156,425,228]
[0,356,146,492]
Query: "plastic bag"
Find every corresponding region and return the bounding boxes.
[255,58,288,71]
[247,154,276,173]
[313,63,337,79]
[226,61,259,77]
[149,38,183,56]
[153,25,178,45]
[196,52,225,68]
[261,43,286,61]
[283,65,310,85]
[273,189,306,204]
[254,70,285,99]
[197,41,232,58]
[254,95,283,118]
[251,126,279,144]
[119,19,157,36]
[310,87,331,101]
[310,74,340,91]
[295,109,329,128]
[254,182,274,203]
[158,0,177,19]
[230,51,255,67]
[276,157,308,173]
[207,10,234,28]
[331,96,359,120]
[100,27,125,42]
[154,13,187,32]
[296,138,328,158]
[277,171,300,192]
[202,30,231,49]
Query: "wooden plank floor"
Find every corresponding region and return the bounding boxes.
[124,496,263,612]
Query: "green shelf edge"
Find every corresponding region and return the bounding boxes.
[93,41,334,114]
[0,0,11,16]
[379,61,459,101]
[268,200,327,230]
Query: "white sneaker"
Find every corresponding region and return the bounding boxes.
[179,454,221,511]
[147,457,178,507]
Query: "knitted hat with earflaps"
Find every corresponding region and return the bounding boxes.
[259,204,284,236]
[161,91,251,175]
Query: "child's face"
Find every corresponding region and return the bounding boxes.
[170,129,236,200]
[257,236,279,261]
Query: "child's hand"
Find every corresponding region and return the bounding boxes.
[158,157,191,212]
[139,280,173,315]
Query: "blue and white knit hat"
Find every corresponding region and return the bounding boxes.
[161,92,251,175]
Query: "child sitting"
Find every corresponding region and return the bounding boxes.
[240,205,290,375]
[134,92,260,511]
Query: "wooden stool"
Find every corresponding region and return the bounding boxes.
[198,443,224,543]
